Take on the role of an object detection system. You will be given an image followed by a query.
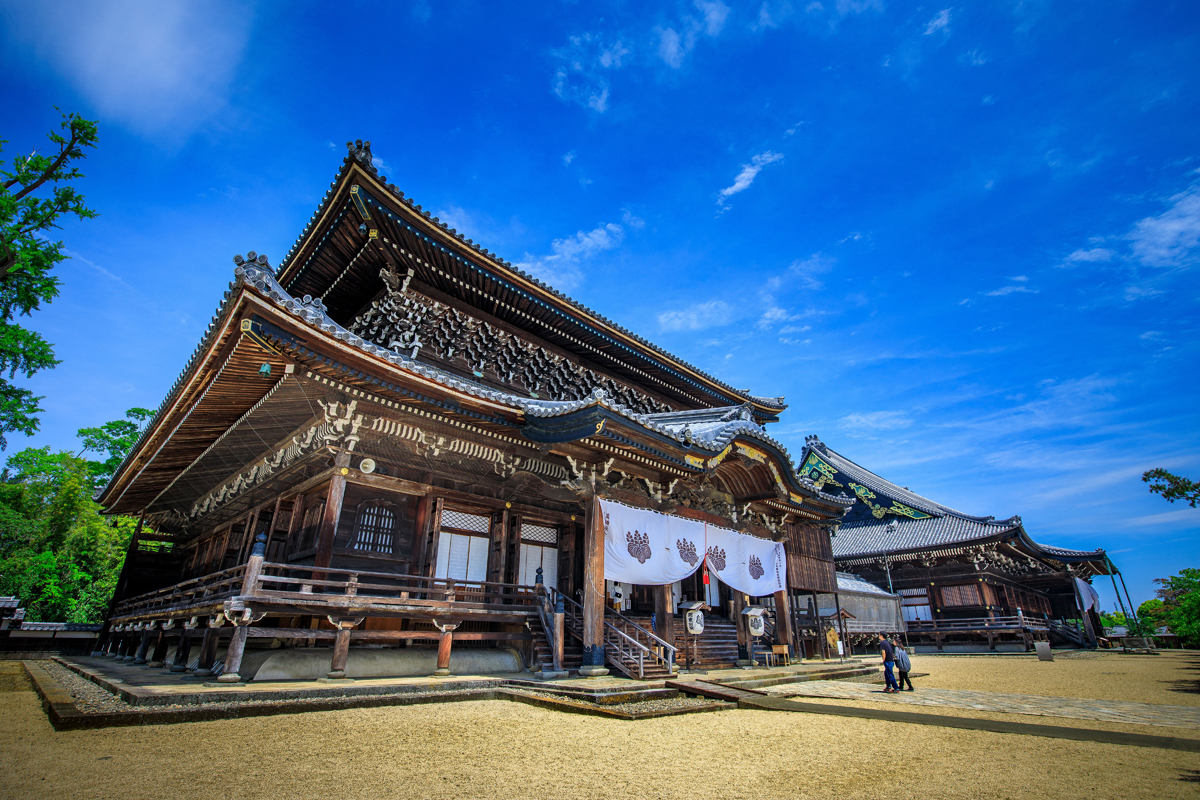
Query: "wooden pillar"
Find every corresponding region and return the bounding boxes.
[147,625,169,667]
[314,452,351,573]
[579,495,608,676]
[194,617,223,677]
[219,626,249,683]
[732,591,750,665]
[654,584,673,647]
[488,508,511,586]
[133,628,153,664]
[425,498,445,578]
[554,610,566,673]
[218,532,269,683]
[433,622,459,676]
[238,507,260,565]
[327,617,360,679]
[773,590,793,656]
[170,623,195,672]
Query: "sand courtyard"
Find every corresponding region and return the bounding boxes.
[1,651,1198,800]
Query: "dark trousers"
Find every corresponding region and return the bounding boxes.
[898,669,914,690]
[883,661,899,691]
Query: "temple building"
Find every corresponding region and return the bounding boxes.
[799,437,1130,651]
[95,142,856,681]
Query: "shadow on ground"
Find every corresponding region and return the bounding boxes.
[1164,654,1200,697]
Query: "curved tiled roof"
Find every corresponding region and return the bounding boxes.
[832,514,1021,559]
[836,571,898,597]
[274,143,787,413]
[803,436,1105,564]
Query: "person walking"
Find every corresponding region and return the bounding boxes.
[893,638,914,691]
[877,632,900,693]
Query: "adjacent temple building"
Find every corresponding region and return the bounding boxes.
[95,142,1121,678]
[800,438,1128,650]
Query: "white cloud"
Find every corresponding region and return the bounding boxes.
[552,33,631,113]
[1009,275,1029,282]
[840,411,915,431]
[658,28,686,69]
[924,8,952,35]
[563,151,576,166]
[779,324,811,334]
[621,208,646,230]
[1139,330,1165,341]
[657,1,730,69]
[835,0,882,15]
[1127,182,1200,267]
[1064,247,1114,264]
[432,204,478,240]
[982,95,995,105]
[1,1,252,140]
[658,300,733,331]
[696,0,732,36]
[961,47,987,65]
[371,156,393,176]
[513,222,625,291]
[718,151,784,209]
[790,252,835,290]
[985,285,1038,296]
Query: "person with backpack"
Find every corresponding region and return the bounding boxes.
[893,638,914,691]
[877,632,900,693]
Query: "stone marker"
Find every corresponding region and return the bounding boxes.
[1035,641,1054,662]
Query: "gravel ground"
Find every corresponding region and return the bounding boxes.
[2,659,1199,800]
[39,661,129,713]
[896,651,1200,706]
[511,688,718,714]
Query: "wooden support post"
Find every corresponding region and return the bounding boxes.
[194,617,223,677]
[554,610,566,673]
[218,532,269,683]
[147,625,169,667]
[170,621,196,672]
[133,628,153,664]
[733,591,750,665]
[488,508,511,588]
[425,498,445,578]
[326,617,362,680]
[654,583,673,651]
[579,495,608,676]
[314,451,351,573]
[433,622,459,677]
[773,590,793,657]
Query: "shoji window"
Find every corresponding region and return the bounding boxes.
[518,524,559,588]
[435,510,490,582]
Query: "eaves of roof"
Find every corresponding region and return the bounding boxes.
[272,146,787,415]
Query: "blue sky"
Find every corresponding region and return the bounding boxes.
[2,1,1197,609]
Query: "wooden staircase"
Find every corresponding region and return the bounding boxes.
[528,619,583,674]
[536,587,677,680]
[668,617,741,670]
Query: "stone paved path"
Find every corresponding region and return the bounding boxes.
[761,680,1200,729]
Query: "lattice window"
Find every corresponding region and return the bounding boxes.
[352,501,397,554]
[939,584,982,607]
[440,510,489,534]
[520,523,558,544]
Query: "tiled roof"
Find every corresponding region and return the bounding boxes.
[275,144,787,413]
[832,514,1021,559]
[805,437,1105,563]
[836,571,898,597]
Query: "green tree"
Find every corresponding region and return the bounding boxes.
[1142,468,1200,508]
[0,407,148,622]
[0,110,98,449]
[1150,568,1200,647]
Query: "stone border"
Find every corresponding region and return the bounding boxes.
[740,695,1200,753]
[24,661,731,730]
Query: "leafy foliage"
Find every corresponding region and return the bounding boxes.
[0,408,147,622]
[1141,568,1200,647]
[1142,468,1200,508]
[0,110,98,449]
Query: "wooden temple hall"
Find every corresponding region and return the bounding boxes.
[800,438,1130,652]
[95,141,860,683]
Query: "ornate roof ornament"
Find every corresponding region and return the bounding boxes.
[347,139,374,169]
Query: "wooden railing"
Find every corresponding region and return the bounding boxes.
[110,564,248,619]
[904,615,1051,632]
[549,588,676,679]
[109,561,542,621]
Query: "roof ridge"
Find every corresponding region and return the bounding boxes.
[274,142,787,413]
